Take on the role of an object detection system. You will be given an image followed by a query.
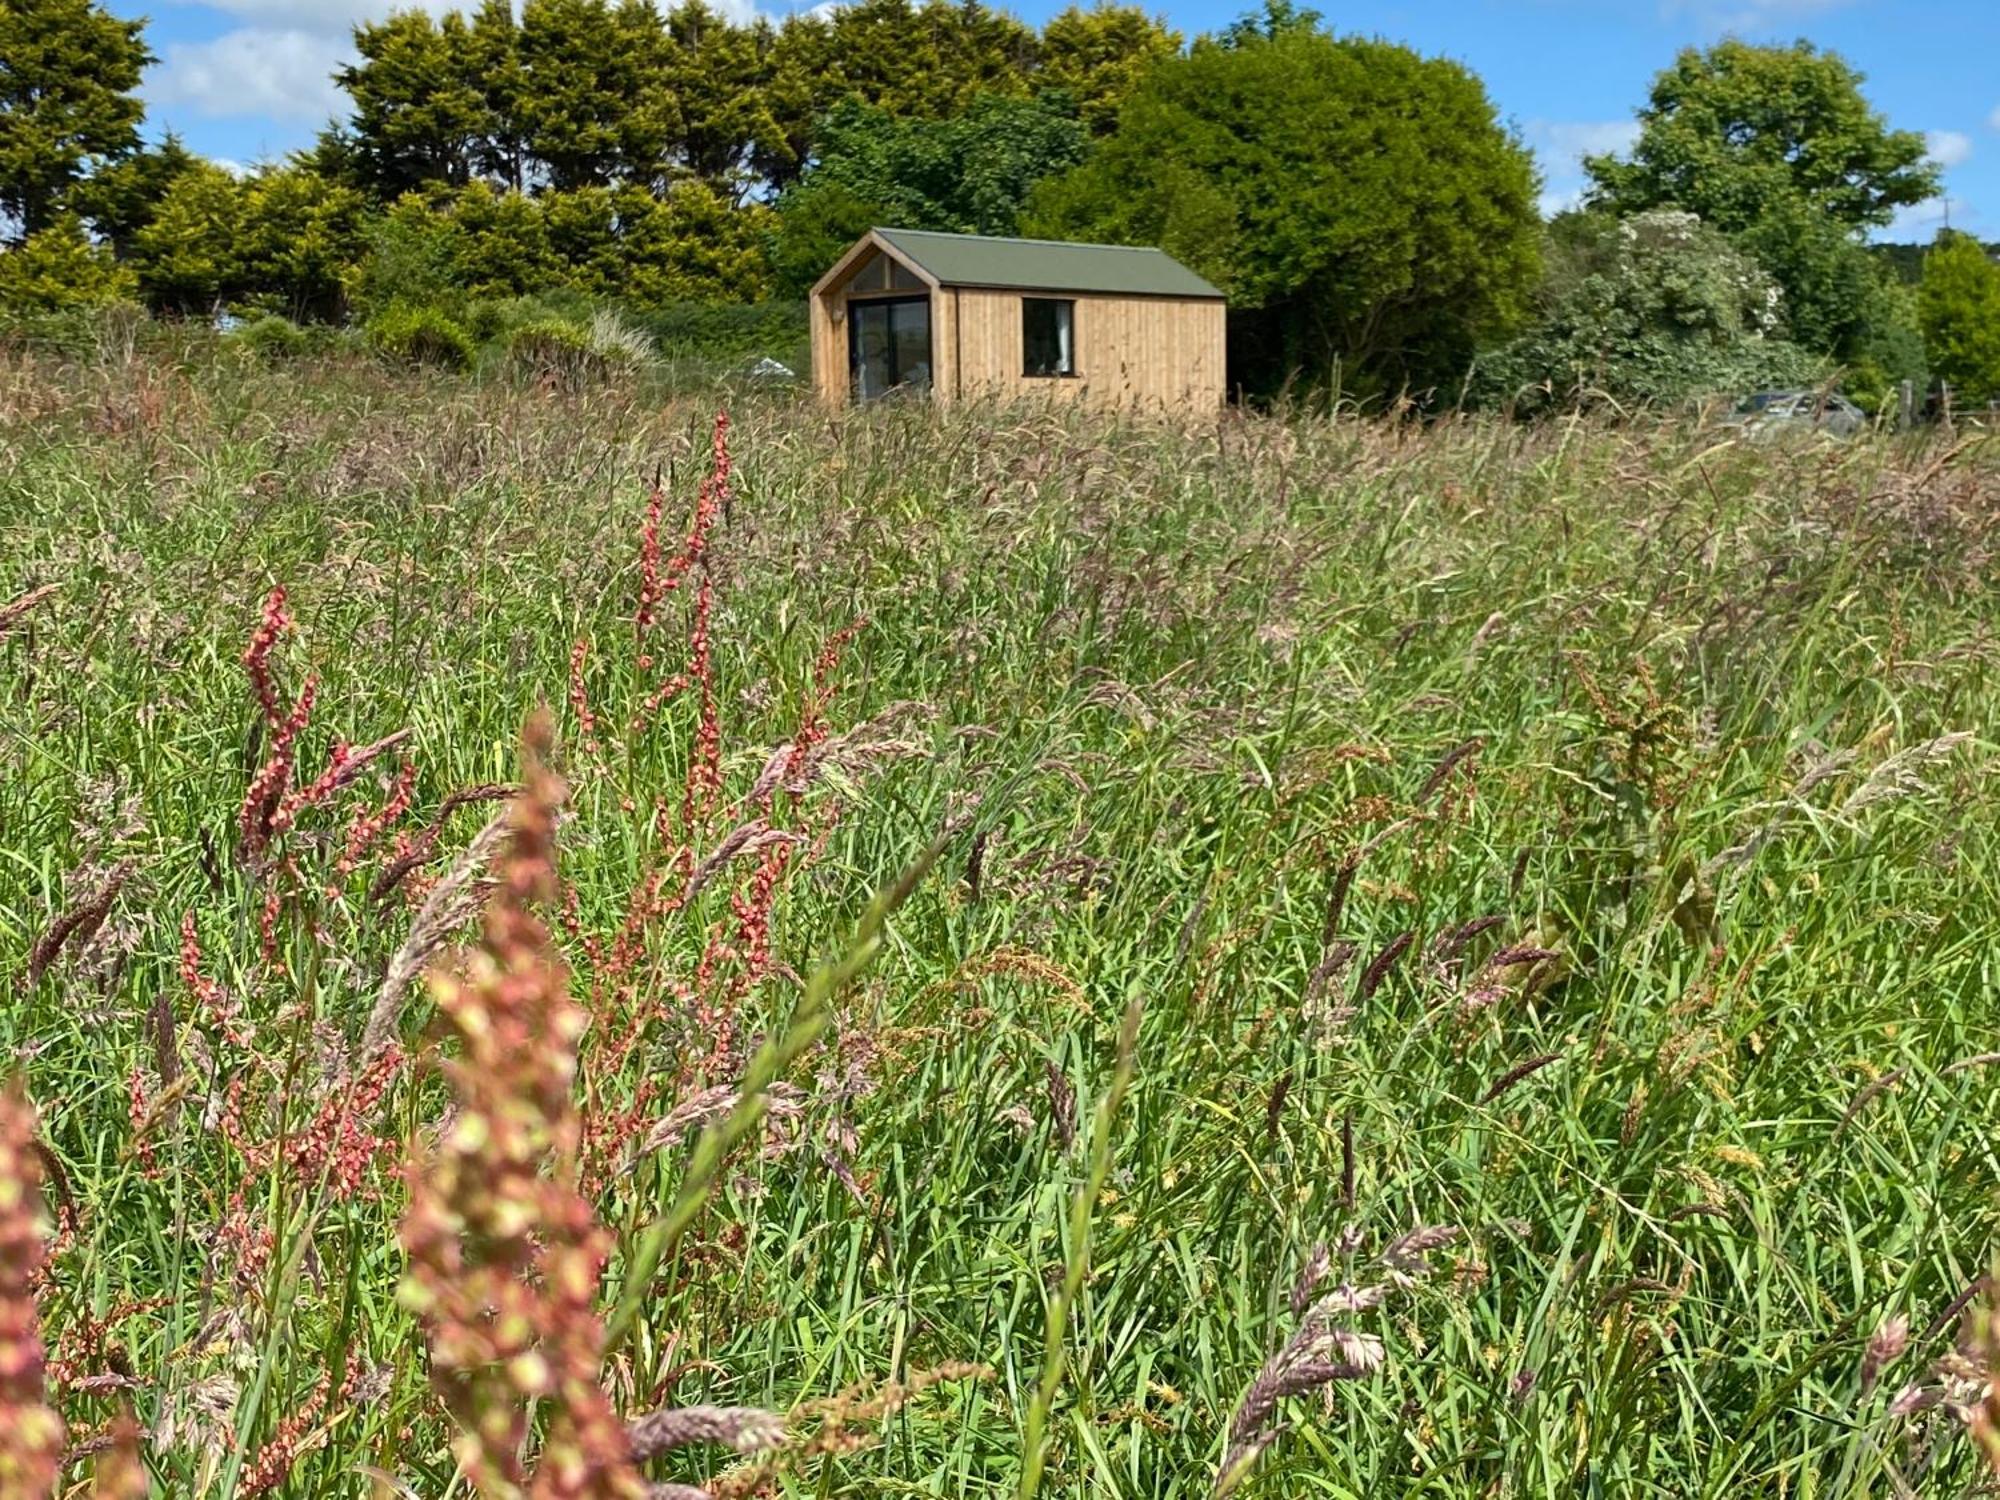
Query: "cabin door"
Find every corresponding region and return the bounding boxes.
[848,296,932,401]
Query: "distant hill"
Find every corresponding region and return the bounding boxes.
[1873,239,2000,285]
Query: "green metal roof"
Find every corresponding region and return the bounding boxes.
[874,228,1224,300]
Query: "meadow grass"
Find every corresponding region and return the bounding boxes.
[2,341,1998,1497]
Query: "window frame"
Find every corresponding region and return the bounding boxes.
[847,293,933,401]
[1021,296,1078,379]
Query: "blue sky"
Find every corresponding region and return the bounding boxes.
[123,0,1996,240]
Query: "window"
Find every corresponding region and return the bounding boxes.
[848,253,923,294]
[1023,298,1075,377]
[849,296,931,401]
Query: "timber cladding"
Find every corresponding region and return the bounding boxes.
[811,229,1227,416]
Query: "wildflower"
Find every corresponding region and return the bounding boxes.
[398,712,644,1499]
[92,1402,149,1498]
[0,1082,64,1497]
[1862,1314,1908,1395]
[25,858,135,988]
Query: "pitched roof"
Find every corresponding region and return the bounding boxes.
[873,228,1224,300]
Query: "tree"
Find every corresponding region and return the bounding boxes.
[1037,5,1179,134]
[770,91,1088,291]
[1476,209,1825,414]
[657,2,784,196]
[67,133,201,259]
[0,214,135,309]
[774,0,1040,130]
[0,0,150,238]
[1584,42,1937,233]
[466,0,530,191]
[1918,232,2000,407]
[337,11,494,197]
[129,161,245,312]
[235,167,371,321]
[1027,18,1540,399]
[515,0,661,190]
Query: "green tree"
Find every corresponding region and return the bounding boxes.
[658,3,785,196]
[1028,18,1540,398]
[1584,41,1937,233]
[1918,232,2000,407]
[235,167,371,321]
[130,161,245,312]
[516,0,661,190]
[0,0,150,237]
[466,0,529,190]
[771,91,1088,291]
[1476,209,1825,413]
[617,181,773,303]
[337,11,493,197]
[1584,40,1938,386]
[775,0,1040,129]
[1037,4,1179,134]
[0,214,135,309]
[67,133,200,259]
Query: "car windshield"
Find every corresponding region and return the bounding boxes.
[1737,392,1793,413]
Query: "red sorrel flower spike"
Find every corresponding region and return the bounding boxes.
[0,1081,63,1498]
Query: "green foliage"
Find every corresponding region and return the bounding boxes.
[226,312,312,359]
[1029,17,1540,399]
[765,182,880,299]
[6,359,2000,1496]
[129,160,244,313]
[1838,275,1928,414]
[1584,41,1939,381]
[236,168,373,322]
[1476,210,1825,414]
[778,0,1042,125]
[344,195,469,322]
[1034,5,1180,134]
[495,310,653,386]
[365,302,476,368]
[0,214,136,311]
[629,296,807,362]
[336,10,497,197]
[65,133,201,259]
[1584,41,1937,233]
[770,93,1088,293]
[351,181,770,314]
[1918,232,2000,406]
[0,0,150,237]
[501,315,603,376]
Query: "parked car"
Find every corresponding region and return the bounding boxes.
[1723,390,1868,438]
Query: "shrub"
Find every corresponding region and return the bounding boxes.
[500,317,607,385]
[631,299,808,367]
[227,313,311,359]
[0,217,139,314]
[365,303,476,370]
[497,311,653,388]
[1476,210,1829,415]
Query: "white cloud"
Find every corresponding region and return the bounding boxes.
[1989,103,2000,132]
[1925,130,1972,169]
[1531,121,1643,161]
[1525,120,1639,219]
[1883,196,1973,241]
[147,28,353,123]
[196,0,450,24]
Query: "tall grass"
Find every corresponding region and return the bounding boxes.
[1,340,1997,1496]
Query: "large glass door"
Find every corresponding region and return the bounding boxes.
[849,296,932,401]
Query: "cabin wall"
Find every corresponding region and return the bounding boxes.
[809,293,843,405]
[811,242,952,408]
[949,289,1225,413]
[810,265,1228,414]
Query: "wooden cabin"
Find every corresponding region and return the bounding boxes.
[810,228,1226,414]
